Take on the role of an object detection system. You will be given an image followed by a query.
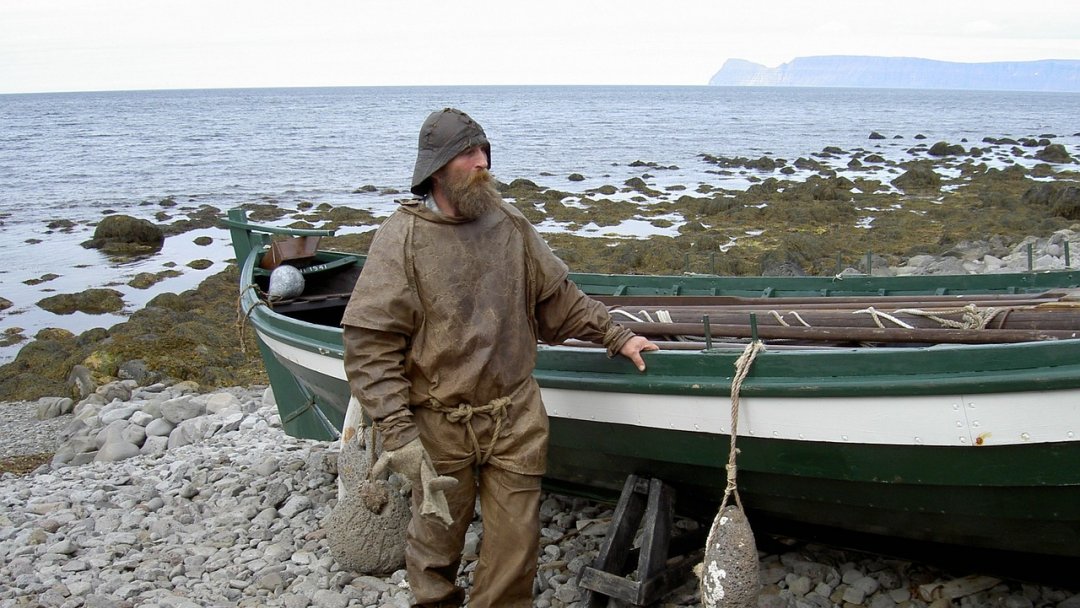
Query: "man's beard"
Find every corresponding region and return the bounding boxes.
[443,168,501,220]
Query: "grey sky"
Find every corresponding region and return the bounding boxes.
[2,0,1078,94]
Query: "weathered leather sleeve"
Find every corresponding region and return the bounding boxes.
[342,326,418,451]
[340,212,420,450]
[518,216,635,357]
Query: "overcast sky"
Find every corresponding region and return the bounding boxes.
[2,0,1078,94]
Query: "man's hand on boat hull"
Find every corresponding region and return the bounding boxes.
[620,335,659,372]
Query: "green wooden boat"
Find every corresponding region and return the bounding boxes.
[225,208,1080,559]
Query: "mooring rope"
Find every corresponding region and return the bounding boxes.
[722,339,766,511]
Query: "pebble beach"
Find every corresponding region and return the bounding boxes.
[3,382,1079,608]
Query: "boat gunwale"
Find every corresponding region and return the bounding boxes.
[238,245,1080,399]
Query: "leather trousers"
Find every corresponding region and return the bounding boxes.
[407,463,541,608]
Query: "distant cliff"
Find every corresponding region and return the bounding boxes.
[708,56,1080,92]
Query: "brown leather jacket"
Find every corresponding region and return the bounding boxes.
[342,200,633,475]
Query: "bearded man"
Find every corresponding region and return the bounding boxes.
[342,107,657,608]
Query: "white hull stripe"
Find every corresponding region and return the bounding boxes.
[260,331,1080,448]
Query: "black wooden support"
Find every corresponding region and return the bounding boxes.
[578,475,701,607]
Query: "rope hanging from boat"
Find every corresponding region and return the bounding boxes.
[722,339,766,510]
[700,338,766,608]
[235,283,269,355]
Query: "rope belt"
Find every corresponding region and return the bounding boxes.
[425,396,511,465]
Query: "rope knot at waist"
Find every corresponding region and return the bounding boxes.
[425,396,512,465]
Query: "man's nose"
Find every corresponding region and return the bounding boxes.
[469,147,489,169]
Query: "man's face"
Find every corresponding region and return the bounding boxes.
[434,145,499,220]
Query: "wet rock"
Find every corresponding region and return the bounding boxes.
[1035,143,1074,164]
[127,270,181,289]
[0,328,24,348]
[81,214,164,255]
[929,141,966,156]
[624,177,662,196]
[117,359,157,385]
[36,288,124,315]
[1023,183,1080,220]
[891,161,941,193]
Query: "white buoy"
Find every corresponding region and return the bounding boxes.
[267,264,304,300]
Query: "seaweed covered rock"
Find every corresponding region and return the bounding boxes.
[0,266,265,402]
[0,335,84,401]
[36,288,124,315]
[1035,143,1074,164]
[928,141,966,156]
[891,161,941,193]
[82,214,164,255]
[1023,183,1080,220]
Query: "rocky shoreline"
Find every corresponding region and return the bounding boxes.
[1,381,1079,607]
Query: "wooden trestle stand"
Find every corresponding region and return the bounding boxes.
[578,475,705,607]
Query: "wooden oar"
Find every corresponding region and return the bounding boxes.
[596,290,1072,308]
[611,307,1080,331]
[560,339,847,351]
[618,321,1080,344]
[608,296,1067,314]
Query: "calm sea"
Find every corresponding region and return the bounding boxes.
[1,85,1078,363]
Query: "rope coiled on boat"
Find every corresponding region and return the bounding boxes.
[852,306,916,329]
[893,303,1005,330]
[852,303,1006,330]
